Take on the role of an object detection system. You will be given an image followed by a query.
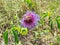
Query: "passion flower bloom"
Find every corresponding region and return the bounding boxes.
[20,11,40,29]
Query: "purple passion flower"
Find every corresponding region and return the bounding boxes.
[20,11,40,29]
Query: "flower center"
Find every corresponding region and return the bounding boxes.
[24,16,33,24]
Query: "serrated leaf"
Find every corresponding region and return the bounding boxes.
[12,30,19,44]
[3,30,8,45]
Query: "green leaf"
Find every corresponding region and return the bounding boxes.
[25,0,32,7]
[3,30,8,45]
[25,0,31,4]
[56,20,60,29]
[20,27,28,35]
[12,30,19,44]
[50,21,53,29]
[49,17,53,29]
[39,19,44,24]
[42,12,48,18]
[11,25,20,32]
[56,16,60,29]
[43,30,50,34]
[11,25,20,44]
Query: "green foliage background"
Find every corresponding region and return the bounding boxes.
[0,0,60,45]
